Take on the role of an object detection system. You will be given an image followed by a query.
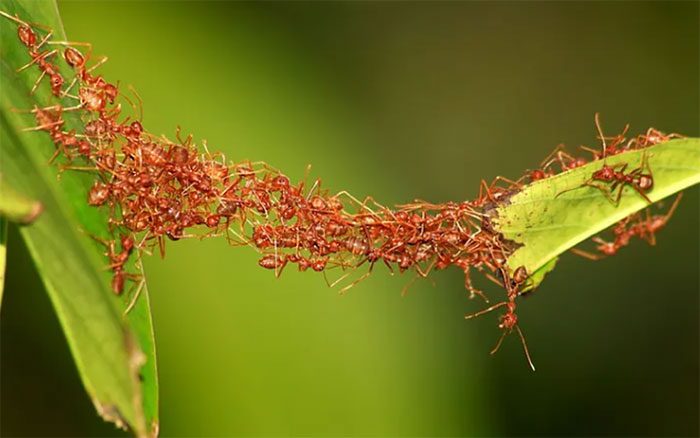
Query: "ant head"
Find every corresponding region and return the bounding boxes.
[130,121,143,135]
[169,146,189,165]
[645,128,664,145]
[310,196,327,210]
[599,241,617,256]
[104,83,118,103]
[530,169,546,181]
[311,259,327,272]
[206,214,221,228]
[121,235,135,253]
[398,254,413,270]
[574,158,587,167]
[88,181,109,206]
[594,166,615,180]
[327,197,343,212]
[498,311,518,330]
[271,175,290,190]
[512,266,529,285]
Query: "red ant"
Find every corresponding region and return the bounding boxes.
[626,128,683,149]
[535,144,588,174]
[572,193,682,260]
[557,152,654,206]
[465,265,535,371]
[580,113,631,160]
[0,12,66,96]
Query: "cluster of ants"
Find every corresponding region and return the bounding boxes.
[2,11,683,368]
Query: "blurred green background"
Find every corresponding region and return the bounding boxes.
[2,1,698,436]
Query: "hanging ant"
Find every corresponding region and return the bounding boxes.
[465,265,535,371]
[571,193,682,260]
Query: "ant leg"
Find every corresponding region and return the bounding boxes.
[491,176,522,189]
[128,85,144,122]
[554,180,590,199]
[570,247,603,261]
[515,325,536,371]
[335,191,378,215]
[85,56,109,74]
[304,178,321,200]
[274,262,287,279]
[539,144,567,169]
[582,182,618,204]
[646,193,683,245]
[61,76,81,97]
[489,329,508,355]
[123,275,146,315]
[640,208,657,246]
[382,259,395,274]
[338,271,371,295]
[662,193,683,224]
[579,145,602,159]
[47,140,76,165]
[414,258,437,278]
[464,301,507,320]
[57,164,100,173]
[479,179,498,203]
[17,49,58,72]
[81,229,112,249]
[47,40,92,55]
[484,272,502,287]
[23,120,63,132]
[400,274,419,297]
[30,70,48,94]
[624,184,652,205]
[0,11,27,25]
[464,267,489,303]
[158,236,166,259]
[327,271,352,289]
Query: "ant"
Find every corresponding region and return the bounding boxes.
[536,144,588,174]
[0,11,66,96]
[465,265,535,371]
[572,193,682,260]
[626,128,683,149]
[84,231,144,312]
[557,152,654,206]
[579,113,631,160]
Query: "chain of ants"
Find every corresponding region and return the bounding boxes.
[2,12,683,369]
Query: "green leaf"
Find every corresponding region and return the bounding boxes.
[0,176,43,223]
[0,1,158,435]
[495,138,700,287]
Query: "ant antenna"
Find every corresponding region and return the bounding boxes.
[594,112,607,156]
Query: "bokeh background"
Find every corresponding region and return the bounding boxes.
[2,1,698,436]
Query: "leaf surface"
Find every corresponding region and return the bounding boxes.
[0,0,158,435]
[494,138,700,286]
